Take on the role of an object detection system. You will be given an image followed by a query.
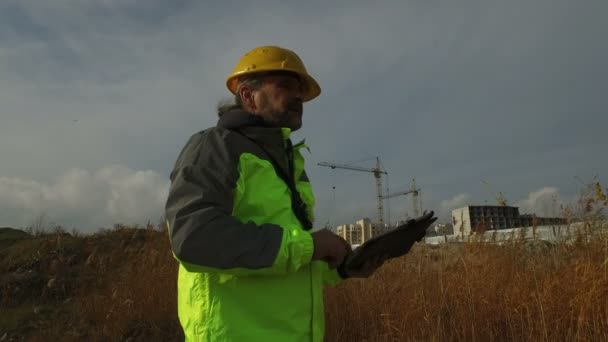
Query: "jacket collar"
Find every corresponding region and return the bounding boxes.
[217,109,270,130]
[217,109,294,142]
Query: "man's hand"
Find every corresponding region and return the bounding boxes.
[343,254,387,278]
[311,229,351,269]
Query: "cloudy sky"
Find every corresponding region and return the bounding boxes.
[1,0,606,232]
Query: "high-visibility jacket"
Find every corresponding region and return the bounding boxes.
[165,110,344,341]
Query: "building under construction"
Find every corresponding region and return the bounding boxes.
[452,205,567,236]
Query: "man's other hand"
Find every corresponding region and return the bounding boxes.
[311,229,351,269]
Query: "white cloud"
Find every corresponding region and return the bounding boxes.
[514,187,569,217]
[0,165,169,232]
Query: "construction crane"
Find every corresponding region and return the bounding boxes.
[411,178,422,217]
[318,157,388,226]
[482,180,507,206]
[383,179,422,222]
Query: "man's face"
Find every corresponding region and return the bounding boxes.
[253,73,305,131]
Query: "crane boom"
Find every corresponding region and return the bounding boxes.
[382,189,417,200]
[318,157,387,226]
[317,162,387,175]
[382,178,422,221]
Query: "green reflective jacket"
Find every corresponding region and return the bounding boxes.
[165,110,344,341]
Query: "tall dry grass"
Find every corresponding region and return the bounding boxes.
[69,227,182,342]
[324,181,608,341]
[6,225,608,341]
[4,181,607,341]
[324,233,608,341]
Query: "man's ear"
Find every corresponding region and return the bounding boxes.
[239,86,256,111]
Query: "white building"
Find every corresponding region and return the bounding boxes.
[336,218,389,245]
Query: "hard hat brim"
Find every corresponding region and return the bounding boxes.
[226,69,321,102]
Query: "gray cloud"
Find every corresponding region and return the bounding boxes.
[1,0,606,229]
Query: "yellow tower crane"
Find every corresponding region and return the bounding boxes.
[482,180,508,206]
[318,157,388,227]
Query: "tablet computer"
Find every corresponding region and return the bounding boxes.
[338,211,437,277]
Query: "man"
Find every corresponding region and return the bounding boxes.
[165,45,385,341]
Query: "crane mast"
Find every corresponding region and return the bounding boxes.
[411,178,421,217]
[318,157,388,227]
[373,158,384,229]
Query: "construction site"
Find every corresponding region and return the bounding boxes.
[451,205,567,236]
[318,157,424,246]
[318,157,570,246]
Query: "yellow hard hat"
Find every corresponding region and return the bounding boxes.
[226,45,321,102]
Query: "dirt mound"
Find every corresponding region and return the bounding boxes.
[0,226,181,341]
[0,227,31,251]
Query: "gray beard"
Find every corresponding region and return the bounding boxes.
[266,110,301,131]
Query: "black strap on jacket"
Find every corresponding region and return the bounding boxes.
[233,130,313,231]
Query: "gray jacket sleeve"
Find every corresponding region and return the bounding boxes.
[165,129,289,273]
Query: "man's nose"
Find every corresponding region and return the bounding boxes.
[294,86,304,100]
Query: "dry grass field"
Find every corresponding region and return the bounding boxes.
[1,183,606,341]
